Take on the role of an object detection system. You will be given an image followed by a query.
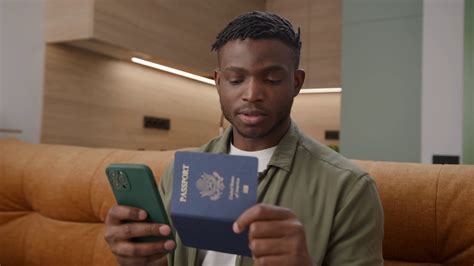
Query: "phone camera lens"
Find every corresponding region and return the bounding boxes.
[118,175,127,184]
[110,170,118,178]
[112,179,121,188]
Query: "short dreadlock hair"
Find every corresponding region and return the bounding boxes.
[211,11,302,68]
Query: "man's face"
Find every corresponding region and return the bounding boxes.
[214,38,304,141]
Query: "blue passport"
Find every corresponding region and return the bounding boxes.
[170,151,258,257]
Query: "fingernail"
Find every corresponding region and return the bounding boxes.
[233,222,240,233]
[138,210,147,220]
[159,225,170,236]
[164,240,176,251]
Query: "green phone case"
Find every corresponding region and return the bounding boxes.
[105,163,174,242]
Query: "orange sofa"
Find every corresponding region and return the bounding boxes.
[1,139,473,265]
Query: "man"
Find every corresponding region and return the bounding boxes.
[105,11,384,266]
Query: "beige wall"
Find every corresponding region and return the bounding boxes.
[292,93,340,145]
[42,44,221,150]
[94,0,265,75]
[45,0,94,42]
[44,0,265,77]
[44,0,340,87]
[42,44,340,150]
[42,0,342,150]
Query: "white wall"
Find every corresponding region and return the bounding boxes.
[0,0,44,143]
[421,0,464,163]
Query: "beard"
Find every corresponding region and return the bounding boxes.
[221,100,293,140]
[231,112,290,139]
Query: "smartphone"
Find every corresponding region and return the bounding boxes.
[105,163,173,242]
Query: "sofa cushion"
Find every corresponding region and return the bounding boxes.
[1,140,473,265]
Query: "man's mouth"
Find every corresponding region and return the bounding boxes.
[237,110,267,125]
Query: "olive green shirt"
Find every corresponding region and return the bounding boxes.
[159,122,384,266]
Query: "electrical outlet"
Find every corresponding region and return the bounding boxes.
[432,155,459,164]
[325,130,339,140]
[144,116,170,130]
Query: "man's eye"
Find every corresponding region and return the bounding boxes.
[265,79,282,84]
[229,80,243,85]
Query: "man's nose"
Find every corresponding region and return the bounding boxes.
[242,79,263,102]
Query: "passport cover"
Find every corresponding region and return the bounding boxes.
[171,151,258,257]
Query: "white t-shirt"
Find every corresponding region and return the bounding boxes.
[198,143,277,266]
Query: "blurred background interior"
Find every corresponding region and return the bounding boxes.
[0,0,472,165]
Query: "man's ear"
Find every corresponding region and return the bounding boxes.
[293,69,305,97]
[214,69,221,90]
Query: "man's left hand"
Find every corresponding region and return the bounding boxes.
[233,203,314,266]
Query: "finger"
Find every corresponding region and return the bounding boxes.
[116,253,167,265]
[248,220,294,240]
[112,240,176,257]
[105,205,147,226]
[116,255,147,265]
[145,254,169,265]
[253,255,289,266]
[234,204,295,233]
[105,222,172,242]
[249,238,286,257]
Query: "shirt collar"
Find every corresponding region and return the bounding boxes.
[267,121,299,172]
[210,120,300,172]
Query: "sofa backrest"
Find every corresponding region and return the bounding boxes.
[354,160,474,265]
[1,140,473,265]
[0,140,174,265]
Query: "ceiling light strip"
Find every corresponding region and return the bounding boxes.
[131,57,341,93]
[300,88,342,94]
[131,57,216,85]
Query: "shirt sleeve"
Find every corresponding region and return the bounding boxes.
[158,164,174,211]
[323,174,384,265]
[158,164,176,266]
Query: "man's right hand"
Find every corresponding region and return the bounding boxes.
[104,205,176,266]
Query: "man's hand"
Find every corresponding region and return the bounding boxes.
[234,204,313,266]
[104,205,176,266]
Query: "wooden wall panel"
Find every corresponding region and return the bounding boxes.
[42,1,342,150]
[44,0,340,86]
[307,0,341,88]
[42,44,222,150]
[265,0,311,73]
[292,93,340,145]
[42,45,339,150]
[266,0,341,88]
[93,0,265,76]
[45,0,94,42]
